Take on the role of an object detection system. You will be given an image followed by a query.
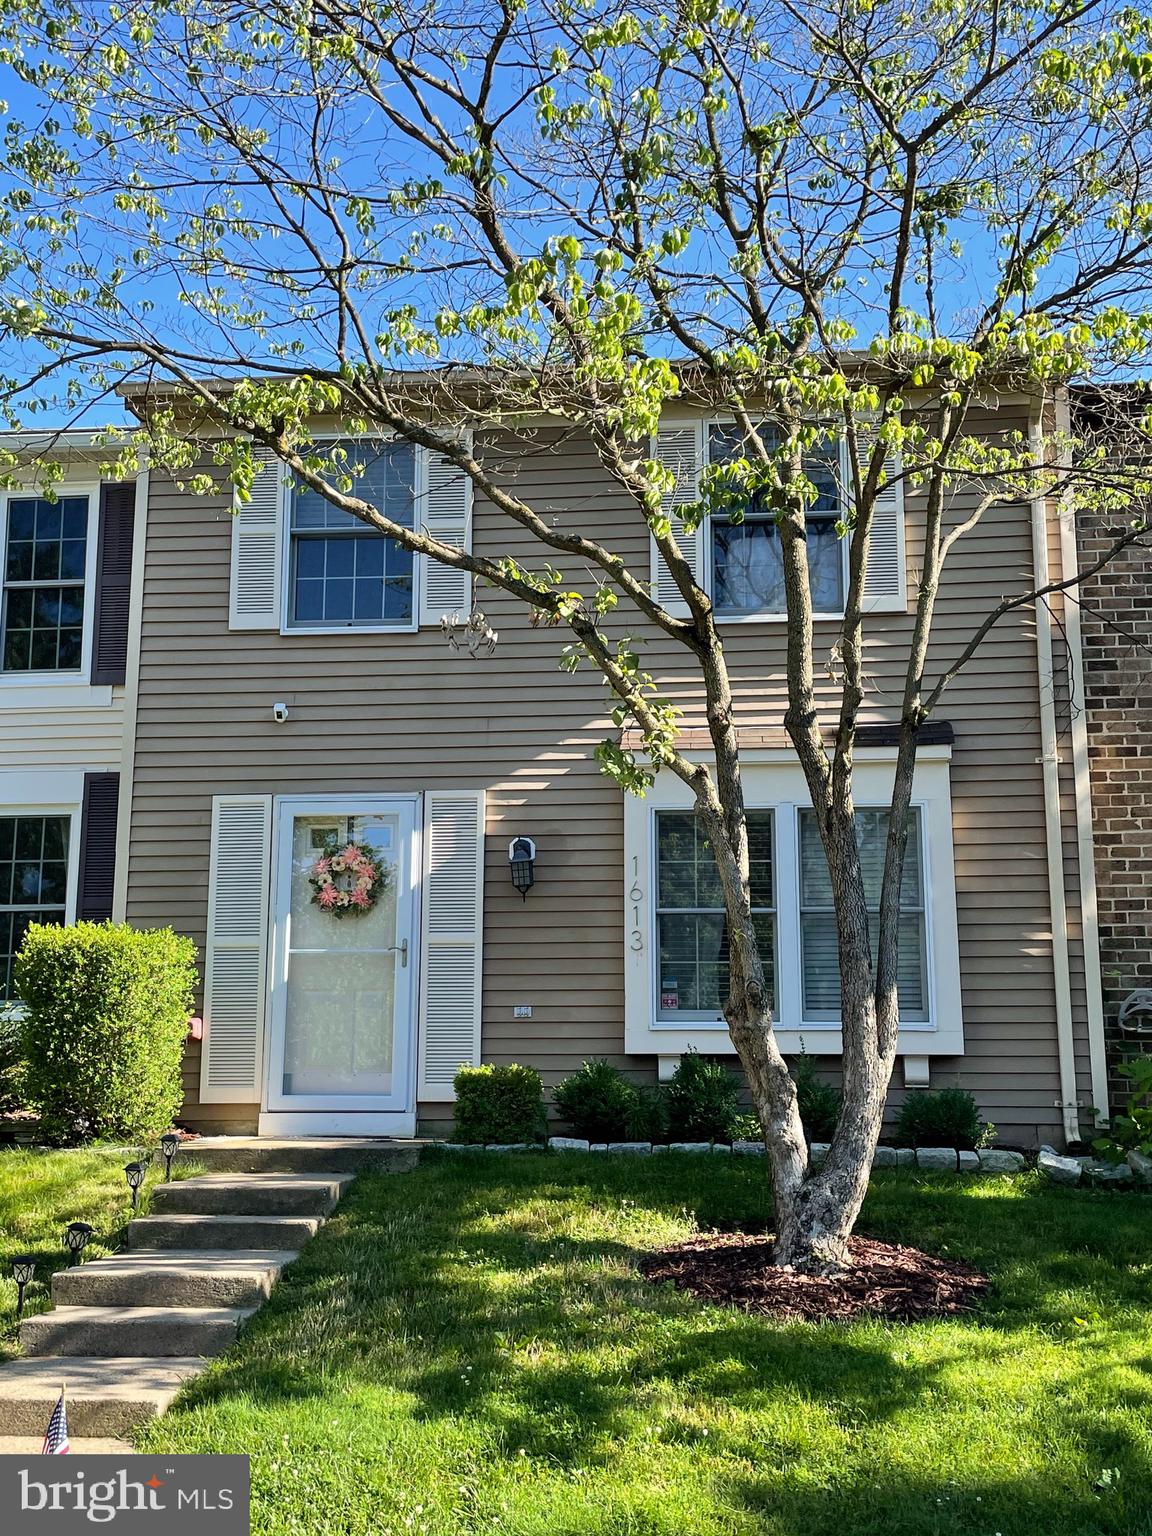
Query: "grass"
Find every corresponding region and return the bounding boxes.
[0,1142,200,1353]
[124,1152,1152,1536]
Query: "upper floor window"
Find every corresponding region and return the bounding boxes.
[0,814,69,998]
[1,496,88,672]
[709,424,844,616]
[288,441,416,630]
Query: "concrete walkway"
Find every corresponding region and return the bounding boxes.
[0,1138,418,1449]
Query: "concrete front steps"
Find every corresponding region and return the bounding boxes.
[0,1357,206,1438]
[0,1140,413,1448]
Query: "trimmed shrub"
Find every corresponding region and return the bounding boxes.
[453,1063,546,1144]
[553,1059,637,1140]
[894,1086,989,1150]
[792,1052,842,1142]
[664,1051,741,1142]
[623,1084,668,1143]
[16,921,197,1145]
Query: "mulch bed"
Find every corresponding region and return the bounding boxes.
[640,1233,988,1322]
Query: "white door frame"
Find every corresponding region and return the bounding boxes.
[261,793,421,1136]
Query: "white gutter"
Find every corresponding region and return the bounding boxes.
[1054,390,1111,1126]
[1029,414,1083,1145]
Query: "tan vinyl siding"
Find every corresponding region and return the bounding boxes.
[125,412,1090,1145]
[0,700,124,773]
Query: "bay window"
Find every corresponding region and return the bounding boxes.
[629,753,960,1056]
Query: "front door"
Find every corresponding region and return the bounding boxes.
[265,797,418,1123]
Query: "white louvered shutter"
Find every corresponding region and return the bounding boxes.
[418,447,472,626]
[199,795,273,1104]
[229,446,284,629]
[650,422,706,618]
[418,789,485,1100]
[844,426,907,612]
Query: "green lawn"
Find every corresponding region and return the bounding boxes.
[0,1144,196,1353]
[122,1151,1152,1536]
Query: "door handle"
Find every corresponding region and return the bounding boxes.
[388,939,409,967]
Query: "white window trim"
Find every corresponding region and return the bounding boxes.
[279,434,420,637]
[623,747,963,1058]
[0,478,113,703]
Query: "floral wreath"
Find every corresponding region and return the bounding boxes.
[308,840,390,918]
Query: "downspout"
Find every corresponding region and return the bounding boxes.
[1054,388,1110,1127]
[1029,412,1083,1146]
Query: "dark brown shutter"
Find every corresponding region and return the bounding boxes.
[90,482,137,686]
[76,772,120,921]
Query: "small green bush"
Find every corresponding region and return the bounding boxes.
[664,1051,741,1142]
[16,921,197,1145]
[453,1063,546,1144]
[894,1086,990,1150]
[792,1052,842,1142]
[1093,1055,1152,1165]
[731,1110,763,1143]
[553,1059,638,1140]
[623,1084,668,1142]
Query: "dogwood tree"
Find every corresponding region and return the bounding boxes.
[0,0,1150,1268]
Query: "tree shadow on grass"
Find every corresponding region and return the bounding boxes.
[149,1155,1152,1535]
[718,1385,1152,1536]
[172,1158,1030,1448]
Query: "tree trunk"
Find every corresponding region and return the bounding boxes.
[775,995,892,1272]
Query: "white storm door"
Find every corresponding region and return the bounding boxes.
[266,796,418,1113]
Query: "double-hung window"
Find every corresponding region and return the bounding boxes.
[0,815,69,998]
[799,808,928,1021]
[656,810,775,1019]
[649,802,929,1027]
[1,496,88,672]
[288,440,416,629]
[708,424,844,617]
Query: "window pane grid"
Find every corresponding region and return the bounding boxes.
[2,496,88,673]
[656,810,774,1017]
[0,815,69,999]
[289,440,415,628]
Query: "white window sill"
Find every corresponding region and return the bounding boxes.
[0,679,114,710]
[280,623,418,637]
[714,610,845,625]
[652,1017,934,1031]
[644,1025,959,1057]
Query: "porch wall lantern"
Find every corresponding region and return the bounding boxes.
[508,837,537,899]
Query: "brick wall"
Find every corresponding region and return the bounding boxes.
[1077,509,1152,1098]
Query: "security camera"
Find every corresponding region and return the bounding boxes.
[272,701,290,723]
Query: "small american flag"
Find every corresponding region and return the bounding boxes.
[41,1387,70,1455]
